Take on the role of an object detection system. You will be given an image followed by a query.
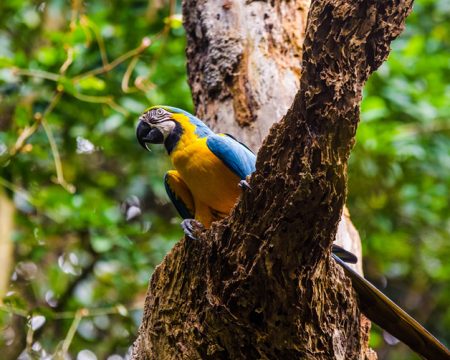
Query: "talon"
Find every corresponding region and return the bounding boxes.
[181,219,204,240]
[239,179,251,191]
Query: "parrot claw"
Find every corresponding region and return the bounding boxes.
[239,179,252,191]
[181,219,204,240]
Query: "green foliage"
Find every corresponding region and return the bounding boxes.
[1,0,190,358]
[0,0,448,359]
[349,0,450,358]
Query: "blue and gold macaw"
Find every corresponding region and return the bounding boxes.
[136,106,450,359]
[136,105,356,262]
[136,105,256,233]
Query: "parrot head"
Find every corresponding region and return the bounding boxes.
[136,106,176,151]
[136,106,213,153]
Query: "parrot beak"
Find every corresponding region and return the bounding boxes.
[136,120,164,150]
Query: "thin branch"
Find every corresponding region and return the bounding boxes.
[70,0,83,31]
[70,92,129,116]
[41,119,76,193]
[9,28,155,195]
[59,308,84,355]
[25,321,34,351]
[134,76,155,92]
[60,1,79,75]
[0,177,34,205]
[72,37,152,82]
[14,36,154,88]
[79,14,93,47]
[12,68,61,82]
[11,91,63,156]
[78,15,109,68]
[121,56,140,93]
[0,303,144,320]
[59,46,74,75]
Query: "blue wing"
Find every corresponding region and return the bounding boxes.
[164,171,195,219]
[206,134,256,179]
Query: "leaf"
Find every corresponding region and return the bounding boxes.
[78,76,106,91]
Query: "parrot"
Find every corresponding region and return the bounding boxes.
[136,105,450,360]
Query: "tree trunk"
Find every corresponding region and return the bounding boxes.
[184,0,309,151]
[183,0,363,275]
[132,0,412,358]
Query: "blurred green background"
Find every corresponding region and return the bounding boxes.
[0,0,448,359]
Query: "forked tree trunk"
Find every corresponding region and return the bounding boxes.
[183,0,363,275]
[132,0,412,358]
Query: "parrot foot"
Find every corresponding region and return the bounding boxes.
[239,179,252,191]
[181,219,204,240]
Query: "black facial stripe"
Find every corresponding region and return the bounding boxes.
[164,121,183,155]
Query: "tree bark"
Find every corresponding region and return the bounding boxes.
[183,0,363,275]
[184,0,309,151]
[132,0,412,358]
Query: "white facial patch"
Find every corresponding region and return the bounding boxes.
[153,120,176,140]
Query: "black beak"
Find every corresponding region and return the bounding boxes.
[136,121,164,150]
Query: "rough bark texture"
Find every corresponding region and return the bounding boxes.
[183,0,363,275]
[184,0,309,151]
[132,0,412,358]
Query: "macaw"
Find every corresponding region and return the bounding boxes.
[136,105,256,233]
[136,105,355,261]
[136,106,449,359]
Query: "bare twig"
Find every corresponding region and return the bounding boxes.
[12,68,60,82]
[41,119,76,193]
[70,92,129,115]
[11,91,63,156]
[70,0,83,30]
[0,303,144,320]
[79,15,109,67]
[59,46,74,75]
[10,28,154,194]
[0,177,34,206]
[72,37,152,82]
[59,308,85,356]
[121,56,140,93]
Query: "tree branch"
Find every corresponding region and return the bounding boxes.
[132,0,413,358]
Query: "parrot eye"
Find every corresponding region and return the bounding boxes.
[147,108,168,124]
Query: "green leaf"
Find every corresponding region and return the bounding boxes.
[77,76,106,91]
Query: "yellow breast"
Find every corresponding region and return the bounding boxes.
[170,138,241,215]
